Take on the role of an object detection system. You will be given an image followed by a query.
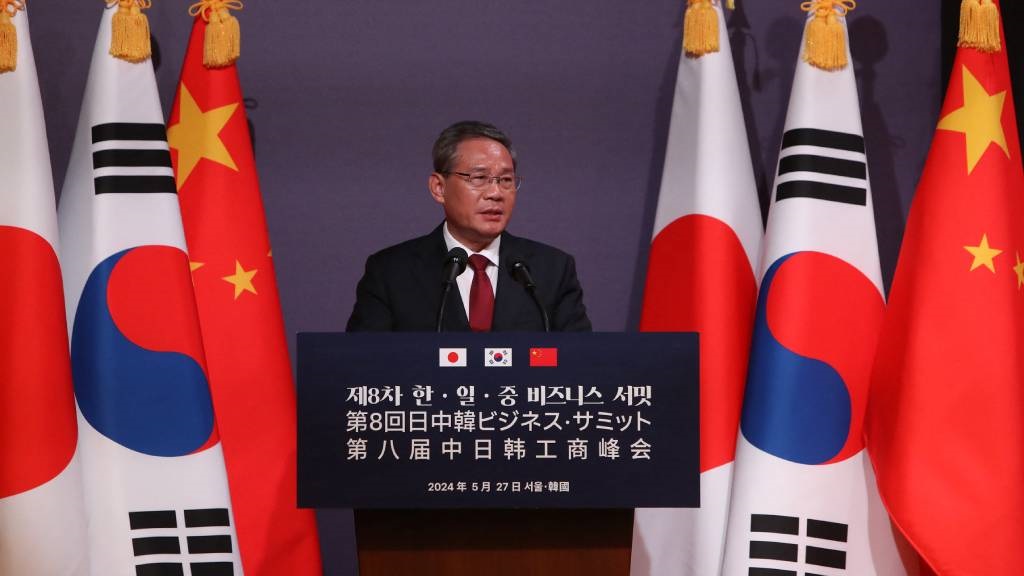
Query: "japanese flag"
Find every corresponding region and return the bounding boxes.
[439,348,467,367]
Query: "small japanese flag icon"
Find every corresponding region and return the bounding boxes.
[439,348,467,367]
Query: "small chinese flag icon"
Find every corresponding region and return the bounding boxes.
[529,347,558,367]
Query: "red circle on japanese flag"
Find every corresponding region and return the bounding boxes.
[641,214,757,473]
[447,351,459,364]
[0,227,78,498]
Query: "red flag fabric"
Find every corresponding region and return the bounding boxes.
[865,2,1024,574]
[630,6,762,575]
[529,347,558,367]
[168,18,322,575]
[1,9,88,572]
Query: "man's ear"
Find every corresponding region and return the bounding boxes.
[428,173,446,205]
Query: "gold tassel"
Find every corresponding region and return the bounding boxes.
[0,0,25,74]
[801,0,856,72]
[109,0,152,63]
[958,0,1000,53]
[726,0,735,10]
[189,0,243,68]
[683,0,719,58]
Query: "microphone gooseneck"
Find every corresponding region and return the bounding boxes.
[507,256,550,332]
[436,247,469,332]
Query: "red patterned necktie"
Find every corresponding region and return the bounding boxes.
[467,254,494,332]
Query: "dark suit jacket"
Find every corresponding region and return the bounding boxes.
[346,224,591,332]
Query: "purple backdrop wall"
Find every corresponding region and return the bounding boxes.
[26,1,1016,574]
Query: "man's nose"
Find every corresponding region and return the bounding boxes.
[482,183,504,199]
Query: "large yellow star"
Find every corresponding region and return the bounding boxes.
[167,83,239,188]
[1014,252,1024,289]
[964,233,1002,273]
[937,66,1010,174]
[222,260,258,299]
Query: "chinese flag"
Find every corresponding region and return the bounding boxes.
[864,2,1024,574]
[168,18,321,575]
[529,348,558,367]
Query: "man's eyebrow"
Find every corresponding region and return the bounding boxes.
[463,165,514,173]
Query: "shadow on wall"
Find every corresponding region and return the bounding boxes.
[729,0,769,217]
[748,13,803,223]
[626,1,687,331]
[850,15,903,293]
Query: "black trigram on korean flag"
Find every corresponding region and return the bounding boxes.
[91,123,176,195]
[747,513,848,576]
[128,508,235,576]
[775,128,867,206]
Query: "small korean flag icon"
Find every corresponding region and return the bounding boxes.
[485,348,512,367]
[439,348,467,367]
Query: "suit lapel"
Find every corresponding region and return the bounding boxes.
[415,224,470,331]
[444,284,470,331]
[493,232,537,331]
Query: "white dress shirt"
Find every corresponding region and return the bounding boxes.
[442,222,500,318]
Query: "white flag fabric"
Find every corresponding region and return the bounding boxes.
[0,7,89,575]
[720,9,905,576]
[631,4,762,576]
[58,6,243,575]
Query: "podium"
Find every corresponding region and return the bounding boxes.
[353,508,634,575]
[298,333,699,575]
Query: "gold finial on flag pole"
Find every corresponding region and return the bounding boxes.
[109,0,152,62]
[0,0,24,73]
[958,0,1000,53]
[801,0,855,72]
[683,0,720,58]
[189,0,243,68]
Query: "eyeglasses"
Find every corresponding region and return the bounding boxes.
[445,171,523,192]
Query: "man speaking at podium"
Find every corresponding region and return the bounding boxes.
[346,120,591,332]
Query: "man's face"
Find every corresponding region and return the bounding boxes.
[429,137,517,251]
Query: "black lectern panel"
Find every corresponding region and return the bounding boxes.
[298,332,698,509]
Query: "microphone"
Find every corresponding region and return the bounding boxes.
[436,248,469,332]
[507,256,550,332]
[508,258,536,289]
[441,247,469,286]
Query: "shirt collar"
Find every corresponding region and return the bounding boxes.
[442,222,501,267]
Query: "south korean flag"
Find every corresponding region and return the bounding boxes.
[90,122,175,195]
[57,5,242,574]
[485,348,511,367]
[720,5,906,576]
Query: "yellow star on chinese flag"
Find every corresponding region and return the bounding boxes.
[223,260,258,299]
[937,65,1010,174]
[964,233,1002,273]
[167,83,239,188]
[188,261,204,286]
[1014,252,1024,289]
